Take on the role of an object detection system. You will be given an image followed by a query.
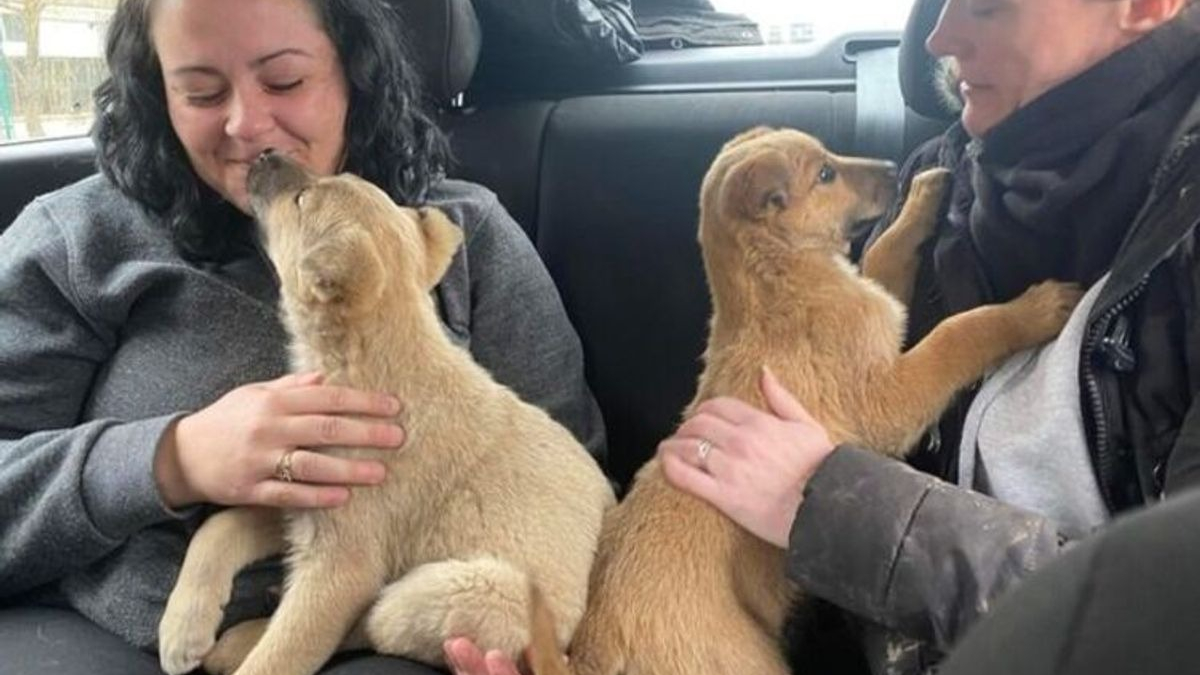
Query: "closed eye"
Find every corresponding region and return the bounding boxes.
[185,90,226,107]
[267,79,304,94]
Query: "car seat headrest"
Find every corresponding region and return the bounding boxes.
[390,0,482,103]
[899,0,956,120]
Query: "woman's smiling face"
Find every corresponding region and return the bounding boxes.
[151,0,350,213]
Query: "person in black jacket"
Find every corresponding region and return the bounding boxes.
[936,482,1200,675]
[652,0,1200,673]
[446,0,1200,673]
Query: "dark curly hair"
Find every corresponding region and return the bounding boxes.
[92,0,450,262]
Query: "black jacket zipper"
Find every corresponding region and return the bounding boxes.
[1077,126,1199,510]
[1080,276,1148,510]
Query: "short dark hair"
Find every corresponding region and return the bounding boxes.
[92,0,450,261]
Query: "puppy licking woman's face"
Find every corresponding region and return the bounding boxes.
[152,0,349,214]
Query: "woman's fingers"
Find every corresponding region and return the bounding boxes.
[760,366,819,426]
[674,411,739,452]
[484,650,523,675]
[267,449,386,486]
[657,436,725,476]
[264,371,325,389]
[444,638,523,675]
[692,395,764,425]
[249,480,351,509]
[274,383,402,418]
[275,414,406,449]
[659,443,723,504]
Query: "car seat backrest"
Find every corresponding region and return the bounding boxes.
[532,91,857,488]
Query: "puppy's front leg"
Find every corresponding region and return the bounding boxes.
[868,280,1083,455]
[159,507,283,675]
[231,548,385,675]
[861,168,949,306]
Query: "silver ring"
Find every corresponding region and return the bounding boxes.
[274,450,297,483]
[696,438,715,469]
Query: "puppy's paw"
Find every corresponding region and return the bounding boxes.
[908,166,950,220]
[158,589,224,675]
[909,167,951,202]
[1007,280,1084,345]
[889,168,950,244]
[202,619,268,675]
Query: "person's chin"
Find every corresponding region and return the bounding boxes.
[214,167,254,213]
[961,104,1004,139]
[217,181,253,215]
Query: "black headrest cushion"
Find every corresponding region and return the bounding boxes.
[392,0,482,102]
[899,0,955,120]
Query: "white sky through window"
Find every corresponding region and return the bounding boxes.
[708,1,910,40]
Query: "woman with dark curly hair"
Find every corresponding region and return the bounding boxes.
[0,1,604,674]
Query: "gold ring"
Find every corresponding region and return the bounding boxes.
[274,449,297,483]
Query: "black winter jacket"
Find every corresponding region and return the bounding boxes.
[785,79,1200,675]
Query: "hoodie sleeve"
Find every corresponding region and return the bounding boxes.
[457,192,609,464]
[0,201,189,598]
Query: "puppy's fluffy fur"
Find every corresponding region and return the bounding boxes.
[526,127,1080,675]
[158,154,614,675]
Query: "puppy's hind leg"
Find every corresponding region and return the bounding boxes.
[861,168,949,306]
[204,614,376,674]
[364,557,535,667]
[202,618,269,675]
[159,507,283,675]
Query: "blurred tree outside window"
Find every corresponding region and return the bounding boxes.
[0,0,116,144]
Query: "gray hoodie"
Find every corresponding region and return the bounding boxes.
[0,174,606,650]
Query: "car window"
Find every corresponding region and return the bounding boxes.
[1,0,117,145]
[0,1,913,145]
[710,0,910,44]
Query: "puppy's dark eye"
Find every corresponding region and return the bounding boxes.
[817,164,837,184]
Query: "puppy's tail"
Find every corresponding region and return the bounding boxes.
[524,585,574,675]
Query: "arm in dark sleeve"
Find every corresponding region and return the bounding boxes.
[0,204,188,597]
[459,195,608,463]
[786,445,1066,650]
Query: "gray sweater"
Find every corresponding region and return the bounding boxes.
[0,174,606,650]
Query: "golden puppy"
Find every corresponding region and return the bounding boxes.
[157,152,614,675]
[527,127,1081,675]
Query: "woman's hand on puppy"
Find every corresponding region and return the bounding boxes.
[154,371,405,509]
[444,638,524,675]
[658,367,836,549]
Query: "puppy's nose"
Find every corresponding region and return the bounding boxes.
[246,150,311,214]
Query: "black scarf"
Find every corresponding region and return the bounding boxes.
[934,4,1200,312]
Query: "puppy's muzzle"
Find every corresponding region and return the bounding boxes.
[842,159,899,223]
[247,150,313,217]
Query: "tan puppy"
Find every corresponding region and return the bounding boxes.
[527,127,1081,675]
[157,152,614,675]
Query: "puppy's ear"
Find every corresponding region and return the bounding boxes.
[299,228,384,306]
[417,207,464,289]
[722,126,776,152]
[720,149,793,221]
